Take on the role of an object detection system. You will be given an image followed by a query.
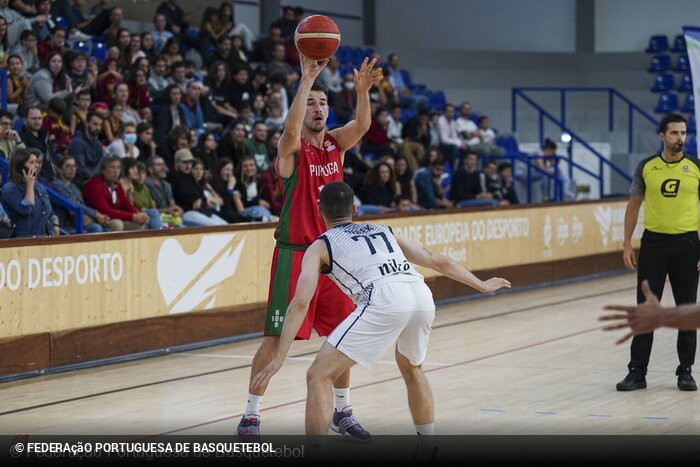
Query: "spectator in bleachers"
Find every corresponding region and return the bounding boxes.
[208,157,249,223]
[217,120,248,167]
[450,151,498,208]
[31,0,54,42]
[388,104,424,171]
[414,154,452,210]
[51,156,107,234]
[206,35,241,71]
[167,148,227,226]
[161,37,184,67]
[26,50,76,109]
[156,0,189,35]
[395,156,418,206]
[90,0,108,17]
[193,130,218,171]
[250,93,267,122]
[36,25,65,63]
[192,157,225,212]
[159,124,190,168]
[41,97,70,155]
[232,155,274,221]
[179,80,205,134]
[144,155,184,226]
[0,2,46,46]
[206,60,238,122]
[259,156,283,217]
[151,12,172,54]
[139,31,156,63]
[250,66,270,95]
[267,73,288,111]
[357,162,398,214]
[80,6,121,44]
[482,159,508,205]
[497,162,519,205]
[69,89,90,135]
[2,147,59,237]
[126,33,146,68]
[199,6,224,56]
[120,158,163,230]
[64,50,92,92]
[8,0,36,16]
[83,156,150,231]
[264,103,284,133]
[67,111,104,187]
[96,57,122,103]
[113,27,131,69]
[105,122,139,159]
[270,6,297,41]
[0,17,7,67]
[319,55,342,101]
[402,107,431,160]
[437,103,466,167]
[135,122,156,161]
[18,107,58,181]
[127,66,152,115]
[10,29,38,74]
[268,42,298,87]
[113,82,141,125]
[363,107,395,158]
[245,121,269,172]
[102,101,123,144]
[251,24,282,64]
[0,109,23,161]
[6,54,30,108]
[217,2,253,50]
[148,56,169,101]
[386,53,428,111]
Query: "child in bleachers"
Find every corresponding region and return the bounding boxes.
[70,90,91,135]
[41,97,71,155]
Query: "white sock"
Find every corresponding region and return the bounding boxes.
[245,394,263,417]
[333,387,350,411]
[416,423,434,435]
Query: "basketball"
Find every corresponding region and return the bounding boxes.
[294,15,341,60]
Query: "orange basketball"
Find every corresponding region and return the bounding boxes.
[294,15,341,61]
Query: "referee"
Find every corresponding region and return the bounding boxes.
[619,113,698,392]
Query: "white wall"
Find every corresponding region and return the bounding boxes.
[376,0,576,53]
[595,0,700,52]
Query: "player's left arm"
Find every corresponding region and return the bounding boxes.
[396,235,511,293]
[328,57,383,162]
[251,240,330,390]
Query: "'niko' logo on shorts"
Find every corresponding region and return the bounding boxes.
[661,179,681,197]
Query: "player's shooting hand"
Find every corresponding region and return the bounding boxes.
[299,54,329,80]
[250,357,284,392]
[354,57,383,94]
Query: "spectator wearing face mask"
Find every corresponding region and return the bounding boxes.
[105,122,140,159]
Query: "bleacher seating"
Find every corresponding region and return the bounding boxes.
[647,55,671,73]
[674,54,690,73]
[645,35,669,53]
[677,73,693,93]
[654,93,679,113]
[686,136,698,156]
[681,93,694,113]
[671,34,687,53]
[687,114,696,134]
[651,73,674,93]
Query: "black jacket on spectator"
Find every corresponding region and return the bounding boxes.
[167,170,208,212]
[233,179,262,208]
[18,126,59,182]
[156,1,187,32]
[402,117,431,148]
[449,170,485,203]
[217,139,248,168]
[210,181,249,224]
[66,130,104,187]
[358,184,395,208]
[154,105,186,147]
[499,184,519,204]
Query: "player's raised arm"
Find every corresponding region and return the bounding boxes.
[396,235,511,293]
[329,57,383,154]
[277,55,329,178]
[251,240,329,391]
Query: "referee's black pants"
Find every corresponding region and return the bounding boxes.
[629,230,699,371]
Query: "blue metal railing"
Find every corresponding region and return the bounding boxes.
[511,88,635,198]
[0,158,84,234]
[0,68,6,111]
[512,87,659,154]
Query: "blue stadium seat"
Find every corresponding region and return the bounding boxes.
[327,107,338,128]
[54,16,67,30]
[336,46,350,63]
[687,114,696,134]
[675,54,690,73]
[399,69,412,87]
[645,35,669,53]
[647,54,671,73]
[73,41,90,54]
[495,135,519,153]
[678,73,693,93]
[681,93,695,113]
[13,117,24,133]
[686,136,697,156]
[400,109,416,122]
[671,34,687,53]
[351,47,364,62]
[651,73,674,93]
[92,42,107,62]
[187,27,200,38]
[654,93,679,113]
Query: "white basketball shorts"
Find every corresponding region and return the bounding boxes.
[326,279,436,367]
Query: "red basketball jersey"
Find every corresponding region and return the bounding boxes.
[275,133,344,247]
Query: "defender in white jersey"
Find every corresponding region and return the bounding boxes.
[252,182,511,439]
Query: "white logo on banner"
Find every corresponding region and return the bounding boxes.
[593,206,612,247]
[571,216,583,244]
[543,215,552,250]
[157,234,246,314]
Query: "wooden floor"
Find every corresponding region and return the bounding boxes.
[1,272,699,435]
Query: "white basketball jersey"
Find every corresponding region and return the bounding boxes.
[319,223,423,304]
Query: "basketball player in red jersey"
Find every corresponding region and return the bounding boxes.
[237,54,383,440]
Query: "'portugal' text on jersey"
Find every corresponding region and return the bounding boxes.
[275,134,344,247]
